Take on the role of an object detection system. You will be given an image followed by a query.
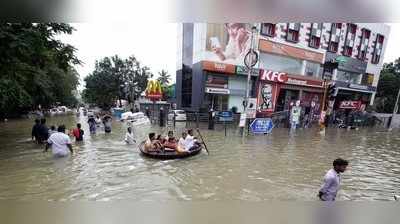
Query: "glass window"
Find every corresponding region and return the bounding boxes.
[261,23,276,37]
[259,53,303,75]
[336,70,361,84]
[305,61,321,78]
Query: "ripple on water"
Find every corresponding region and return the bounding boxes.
[1,117,400,201]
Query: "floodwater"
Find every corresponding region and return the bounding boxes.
[0,114,399,201]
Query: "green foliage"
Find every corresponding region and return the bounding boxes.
[83,55,152,108]
[157,69,171,86]
[0,23,80,118]
[375,58,400,113]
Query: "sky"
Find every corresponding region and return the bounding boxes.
[59,23,178,89]
[61,23,400,89]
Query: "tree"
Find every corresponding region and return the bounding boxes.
[0,23,81,118]
[375,58,400,113]
[82,55,152,108]
[157,69,171,86]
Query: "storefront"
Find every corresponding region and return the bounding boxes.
[324,52,376,108]
[333,81,376,111]
[257,69,324,115]
[201,61,258,113]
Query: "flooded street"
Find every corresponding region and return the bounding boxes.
[0,115,399,201]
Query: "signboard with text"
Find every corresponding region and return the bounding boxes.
[250,118,274,134]
[218,111,233,122]
[259,69,323,88]
[339,101,362,109]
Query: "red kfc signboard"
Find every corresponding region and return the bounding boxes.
[259,70,288,82]
[259,69,323,88]
[339,101,362,109]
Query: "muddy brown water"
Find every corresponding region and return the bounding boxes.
[0,115,399,201]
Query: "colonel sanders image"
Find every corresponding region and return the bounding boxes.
[260,84,273,110]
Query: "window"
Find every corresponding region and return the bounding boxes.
[371,34,384,64]
[305,61,321,77]
[181,64,192,107]
[343,47,352,57]
[343,23,357,57]
[286,23,300,42]
[328,42,338,52]
[259,53,303,75]
[358,29,371,60]
[336,70,361,84]
[309,23,322,48]
[309,36,320,48]
[361,73,374,86]
[260,23,276,37]
[328,23,342,53]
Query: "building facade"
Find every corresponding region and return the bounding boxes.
[176,23,390,114]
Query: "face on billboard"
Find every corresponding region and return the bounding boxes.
[259,84,273,110]
[206,23,253,65]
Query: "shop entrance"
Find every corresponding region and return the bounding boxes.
[276,89,300,112]
[205,94,229,111]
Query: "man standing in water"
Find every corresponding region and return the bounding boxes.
[38,118,49,143]
[31,119,41,143]
[72,123,84,142]
[44,125,73,158]
[318,158,349,201]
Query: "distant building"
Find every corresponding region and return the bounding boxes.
[175,23,390,114]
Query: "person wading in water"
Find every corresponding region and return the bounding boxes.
[318,158,349,201]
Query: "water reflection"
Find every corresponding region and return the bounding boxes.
[0,115,399,201]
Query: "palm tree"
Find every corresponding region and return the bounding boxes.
[157,69,171,86]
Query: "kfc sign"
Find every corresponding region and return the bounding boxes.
[259,70,288,82]
[339,101,362,109]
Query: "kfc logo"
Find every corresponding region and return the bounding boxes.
[339,101,361,109]
[260,70,288,82]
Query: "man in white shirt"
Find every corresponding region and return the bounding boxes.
[178,131,197,152]
[319,158,349,201]
[124,127,136,144]
[44,125,73,158]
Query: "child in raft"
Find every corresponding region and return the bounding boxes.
[144,133,163,152]
[162,131,178,151]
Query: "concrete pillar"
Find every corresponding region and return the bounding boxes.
[370,92,376,106]
[301,60,307,76]
[358,73,363,85]
[332,69,338,80]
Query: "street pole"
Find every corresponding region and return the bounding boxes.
[320,78,328,132]
[389,87,400,130]
[242,26,258,137]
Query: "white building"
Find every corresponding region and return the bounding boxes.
[176,23,390,114]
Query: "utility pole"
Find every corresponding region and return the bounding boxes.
[389,87,400,130]
[319,79,328,132]
[242,26,258,137]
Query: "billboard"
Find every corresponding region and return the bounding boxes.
[257,82,280,113]
[206,23,257,66]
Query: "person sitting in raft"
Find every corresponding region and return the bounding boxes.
[187,129,202,150]
[156,134,166,144]
[177,131,193,153]
[163,131,177,151]
[144,133,162,152]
